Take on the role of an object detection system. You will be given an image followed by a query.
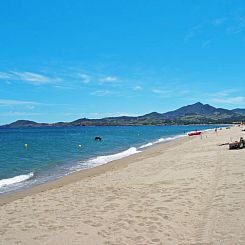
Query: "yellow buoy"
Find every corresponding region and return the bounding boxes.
[24,144,28,148]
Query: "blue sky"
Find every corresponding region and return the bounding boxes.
[1,0,245,124]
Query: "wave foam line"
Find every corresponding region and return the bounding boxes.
[87,147,141,166]
[0,172,34,188]
[139,135,185,149]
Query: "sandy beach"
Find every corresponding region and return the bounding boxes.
[1,126,245,244]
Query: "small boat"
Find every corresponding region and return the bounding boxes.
[188,131,201,136]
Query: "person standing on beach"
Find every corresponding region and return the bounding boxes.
[215,128,218,135]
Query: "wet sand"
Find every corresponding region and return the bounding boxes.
[1,125,245,244]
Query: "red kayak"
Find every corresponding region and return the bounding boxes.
[188,131,201,136]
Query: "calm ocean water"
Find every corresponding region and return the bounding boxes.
[0,125,223,194]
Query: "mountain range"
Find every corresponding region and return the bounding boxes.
[2,102,245,128]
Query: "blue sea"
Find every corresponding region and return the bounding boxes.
[0,125,223,194]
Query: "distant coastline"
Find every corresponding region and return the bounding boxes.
[0,123,231,129]
[1,102,245,128]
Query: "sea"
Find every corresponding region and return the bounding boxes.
[0,125,224,195]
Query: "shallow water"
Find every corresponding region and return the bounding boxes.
[0,125,223,194]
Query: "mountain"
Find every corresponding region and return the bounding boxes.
[162,102,232,118]
[139,112,164,119]
[1,102,245,128]
[232,108,245,114]
[5,120,40,128]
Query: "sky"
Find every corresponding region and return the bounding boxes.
[1,0,245,124]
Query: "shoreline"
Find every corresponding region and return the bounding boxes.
[0,135,190,206]
[0,124,225,201]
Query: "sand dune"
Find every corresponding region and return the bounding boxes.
[1,126,245,244]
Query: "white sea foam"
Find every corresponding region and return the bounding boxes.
[87,147,141,166]
[0,172,34,188]
[139,142,153,149]
[139,135,185,149]
[157,137,174,143]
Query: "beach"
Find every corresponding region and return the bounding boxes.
[1,125,245,244]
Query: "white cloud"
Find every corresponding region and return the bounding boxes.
[213,91,229,97]
[100,76,118,82]
[54,85,75,90]
[152,89,171,96]
[0,72,14,79]
[212,96,245,104]
[133,85,143,91]
[0,71,61,85]
[79,73,91,84]
[185,15,245,45]
[185,24,203,41]
[2,111,43,116]
[226,16,245,34]
[11,72,54,84]
[90,90,112,96]
[0,99,39,106]
[25,105,35,110]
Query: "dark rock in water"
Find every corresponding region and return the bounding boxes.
[95,136,102,141]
